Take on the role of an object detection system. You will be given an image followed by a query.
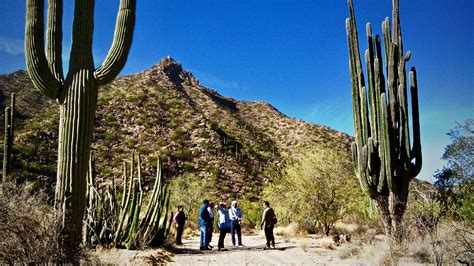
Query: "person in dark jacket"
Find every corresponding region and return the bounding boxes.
[199,199,211,250]
[261,201,276,249]
[173,205,187,245]
[206,201,215,249]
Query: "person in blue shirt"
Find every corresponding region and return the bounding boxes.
[229,200,243,247]
[217,202,230,251]
[199,199,211,250]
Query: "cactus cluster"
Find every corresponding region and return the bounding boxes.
[25,0,135,256]
[2,93,15,181]
[346,0,422,236]
[83,153,171,249]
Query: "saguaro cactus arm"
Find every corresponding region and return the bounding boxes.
[94,0,136,85]
[46,0,64,82]
[25,0,62,99]
[409,67,422,177]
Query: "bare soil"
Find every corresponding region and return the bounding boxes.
[93,231,397,265]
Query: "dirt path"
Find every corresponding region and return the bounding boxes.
[168,232,370,265]
[94,232,391,265]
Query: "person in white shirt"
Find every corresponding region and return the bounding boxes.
[229,200,243,247]
[217,203,230,251]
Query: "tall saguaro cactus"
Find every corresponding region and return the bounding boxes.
[25,0,135,258]
[346,0,422,238]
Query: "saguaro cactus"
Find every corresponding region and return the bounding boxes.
[346,0,422,238]
[2,93,15,181]
[25,0,135,258]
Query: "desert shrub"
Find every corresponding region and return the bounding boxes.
[174,148,192,160]
[0,182,66,263]
[238,198,262,229]
[169,173,210,230]
[263,146,364,235]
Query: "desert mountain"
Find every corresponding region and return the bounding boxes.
[0,57,352,199]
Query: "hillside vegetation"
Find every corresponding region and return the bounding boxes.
[0,56,351,199]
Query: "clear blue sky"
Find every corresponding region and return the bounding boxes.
[0,0,473,182]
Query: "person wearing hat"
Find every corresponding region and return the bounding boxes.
[229,200,243,247]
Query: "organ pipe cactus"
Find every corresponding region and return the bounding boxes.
[25,0,135,257]
[2,93,15,181]
[346,0,422,238]
[83,153,171,249]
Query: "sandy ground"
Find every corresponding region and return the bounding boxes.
[169,233,349,265]
[94,231,393,265]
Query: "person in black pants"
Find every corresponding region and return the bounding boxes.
[260,201,276,249]
[173,205,187,245]
[217,203,230,251]
[206,201,215,249]
[229,200,243,247]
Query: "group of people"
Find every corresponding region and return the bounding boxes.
[172,199,277,251]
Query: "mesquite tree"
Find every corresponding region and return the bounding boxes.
[25,0,135,258]
[346,0,422,239]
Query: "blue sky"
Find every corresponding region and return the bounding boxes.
[0,0,472,182]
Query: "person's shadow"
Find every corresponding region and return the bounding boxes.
[166,242,294,255]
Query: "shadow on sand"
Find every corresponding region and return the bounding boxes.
[165,242,300,255]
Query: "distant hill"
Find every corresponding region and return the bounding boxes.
[0,57,352,199]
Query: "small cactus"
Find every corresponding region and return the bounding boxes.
[2,93,15,181]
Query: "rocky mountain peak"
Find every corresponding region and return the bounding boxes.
[156,56,183,78]
[143,56,199,86]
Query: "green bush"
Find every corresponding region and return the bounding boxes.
[239,198,262,229]
[169,174,211,230]
[263,146,364,235]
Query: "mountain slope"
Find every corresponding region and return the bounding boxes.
[0,57,352,199]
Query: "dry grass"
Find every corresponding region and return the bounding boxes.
[322,242,334,250]
[339,246,361,260]
[0,182,65,263]
[298,238,310,252]
[274,223,299,242]
[182,227,197,239]
[333,222,359,235]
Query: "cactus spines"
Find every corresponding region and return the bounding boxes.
[25,0,135,257]
[2,93,15,181]
[346,0,422,238]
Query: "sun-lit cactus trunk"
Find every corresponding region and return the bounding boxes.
[346,0,421,240]
[25,0,135,259]
[54,1,96,253]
